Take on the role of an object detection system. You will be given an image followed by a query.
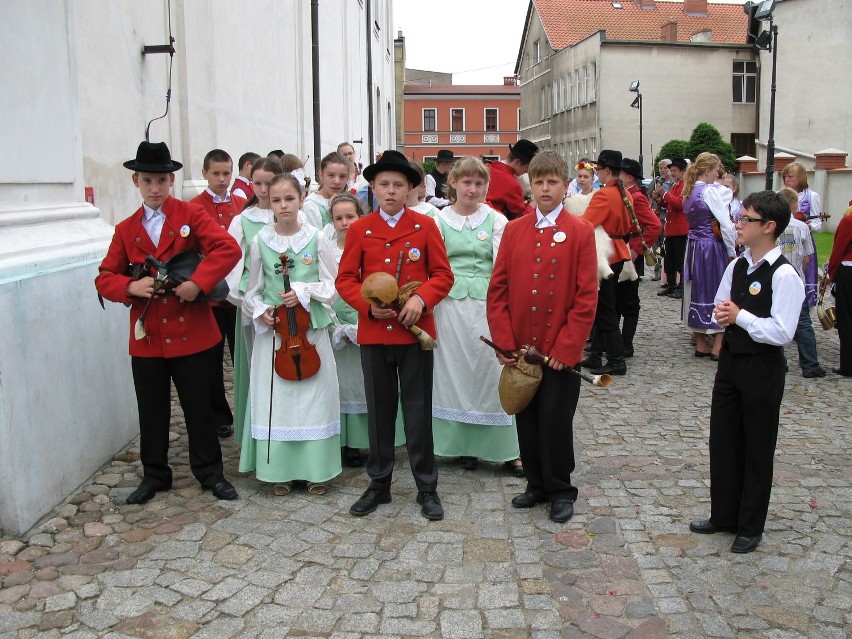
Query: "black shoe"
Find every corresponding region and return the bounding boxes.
[216,424,234,438]
[710,354,720,362]
[350,488,391,516]
[511,491,547,508]
[210,480,239,500]
[833,367,852,377]
[503,461,525,478]
[669,287,683,299]
[802,368,826,379]
[689,519,728,534]
[694,350,711,358]
[417,491,444,520]
[657,284,674,295]
[459,456,479,470]
[579,355,602,369]
[590,360,627,376]
[342,447,364,468]
[624,346,634,358]
[126,482,169,505]
[549,499,574,523]
[731,535,761,553]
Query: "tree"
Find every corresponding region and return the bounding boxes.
[654,139,689,173]
[686,122,737,172]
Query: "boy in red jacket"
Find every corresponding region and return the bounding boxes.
[96,142,241,505]
[487,151,598,523]
[336,150,453,520]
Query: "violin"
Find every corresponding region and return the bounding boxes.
[272,254,320,381]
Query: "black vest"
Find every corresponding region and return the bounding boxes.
[429,168,447,201]
[724,255,790,354]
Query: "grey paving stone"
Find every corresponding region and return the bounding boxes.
[439,609,483,639]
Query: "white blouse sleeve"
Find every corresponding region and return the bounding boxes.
[224,216,247,305]
[302,199,323,230]
[243,236,272,333]
[289,232,340,310]
[808,191,823,232]
[704,186,736,257]
[492,211,508,261]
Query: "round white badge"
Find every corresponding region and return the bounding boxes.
[749,281,762,295]
[553,231,567,243]
[476,230,489,241]
[180,225,191,238]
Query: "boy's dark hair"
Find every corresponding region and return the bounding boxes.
[238,152,261,170]
[203,149,232,171]
[268,149,285,159]
[742,190,790,239]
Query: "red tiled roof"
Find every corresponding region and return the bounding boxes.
[404,85,520,95]
[533,0,749,49]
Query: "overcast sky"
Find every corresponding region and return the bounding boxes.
[392,0,746,85]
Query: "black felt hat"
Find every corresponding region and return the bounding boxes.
[595,150,623,171]
[123,141,183,173]
[509,139,539,165]
[621,158,644,180]
[435,149,455,163]
[669,157,689,170]
[363,150,421,187]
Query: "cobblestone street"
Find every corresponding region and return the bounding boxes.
[1,277,849,639]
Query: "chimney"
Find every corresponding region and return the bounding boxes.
[634,0,656,7]
[661,19,678,42]
[504,75,519,86]
[684,0,707,16]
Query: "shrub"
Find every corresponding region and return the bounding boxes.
[686,122,738,172]
[422,161,436,175]
[654,140,689,172]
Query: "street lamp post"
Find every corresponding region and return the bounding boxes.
[629,81,643,171]
[745,0,778,189]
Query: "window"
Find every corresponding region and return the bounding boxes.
[567,73,573,108]
[591,137,597,158]
[423,108,436,132]
[485,108,498,131]
[451,108,465,132]
[540,86,547,121]
[534,40,541,63]
[517,107,521,130]
[575,70,581,105]
[552,82,558,115]
[588,63,596,101]
[731,133,756,157]
[733,60,757,103]
[578,67,586,105]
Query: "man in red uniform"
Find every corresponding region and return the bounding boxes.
[655,158,689,299]
[96,141,242,504]
[190,149,246,438]
[336,150,454,520]
[617,158,662,357]
[231,152,260,200]
[487,150,598,523]
[486,139,539,220]
[578,150,633,376]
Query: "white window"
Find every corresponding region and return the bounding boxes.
[591,137,597,158]
[534,40,541,63]
[552,82,558,115]
[485,108,499,132]
[451,108,465,132]
[540,86,547,121]
[588,63,596,102]
[423,108,436,132]
[567,73,573,108]
[579,67,586,105]
[733,60,757,104]
[575,70,581,105]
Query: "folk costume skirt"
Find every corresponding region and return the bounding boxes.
[239,327,341,483]
[683,237,728,333]
[431,296,519,461]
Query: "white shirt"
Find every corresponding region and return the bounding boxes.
[424,174,449,208]
[141,203,166,247]
[699,181,737,257]
[777,217,814,280]
[535,203,564,228]
[379,208,404,227]
[205,187,231,203]
[715,246,804,346]
[799,189,823,232]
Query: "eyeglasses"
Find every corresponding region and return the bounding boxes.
[737,215,767,225]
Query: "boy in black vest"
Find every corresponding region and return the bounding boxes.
[689,190,803,553]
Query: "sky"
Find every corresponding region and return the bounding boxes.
[393,0,747,85]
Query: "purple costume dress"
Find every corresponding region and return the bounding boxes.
[798,189,818,308]
[683,183,729,332]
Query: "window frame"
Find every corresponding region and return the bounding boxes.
[422,107,437,132]
[450,107,465,132]
[484,107,499,132]
[732,59,757,104]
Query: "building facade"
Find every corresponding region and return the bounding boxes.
[402,84,521,162]
[0,0,395,535]
[516,0,757,176]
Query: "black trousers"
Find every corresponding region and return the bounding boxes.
[361,344,437,492]
[708,344,785,537]
[590,260,625,359]
[131,348,225,489]
[664,235,687,285]
[616,277,641,349]
[516,366,581,501]
[211,305,236,427]
[836,265,852,374]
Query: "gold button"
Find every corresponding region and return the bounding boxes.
[533,274,539,279]
[135,238,141,243]
[536,243,541,248]
[162,318,168,323]
[385,243,391,248]
[165,338,171,344]
[550,274,555,279]
[218,214,223,218]
[162,299,168,304]
[405,242,411,247]
[179,317,184,322]
[538,229,544,235]
[551,259,557,264]
[169,231,175,236]
[532,336,538,342]
[547,323,552,328]
[415,224,421,230]
[366,230,372,236]
[531,307,537,311]
[182,337,188,341]
[549,291,554,296]
[535,258,541,263]
[385,258,391,263]
[532,290,538,295]
[550,243,556,247]
[386,324,393,331]
[406,276,411,281]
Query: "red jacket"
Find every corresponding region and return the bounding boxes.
[231,176,254,201]
[828,214,852,280]
[486,161,531,219]
[190,190,246,231]
[95,196,241,358]
[627,184,662,256]
[580,179,632,264]
[663,180,688,236]
[487,210,598,366]
[336,208,454,345]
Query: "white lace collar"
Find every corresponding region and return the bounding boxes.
[437,203,492,232]
[259,223,316,254]
[242,205,273,224]
[306,192,329,206]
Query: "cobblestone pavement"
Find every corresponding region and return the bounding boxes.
[1,277,850,639]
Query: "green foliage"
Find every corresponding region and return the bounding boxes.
[654,140,689,171]
[686,122,738,172]
[422,161,436,175]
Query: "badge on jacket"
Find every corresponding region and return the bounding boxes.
[180,225,191,238]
